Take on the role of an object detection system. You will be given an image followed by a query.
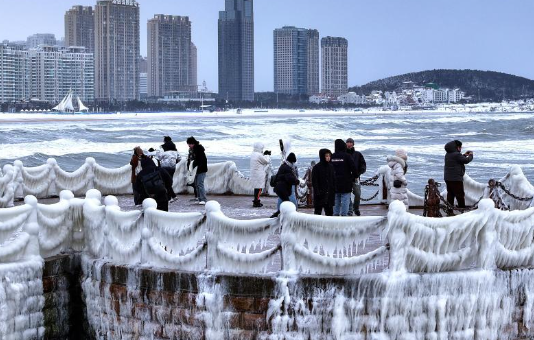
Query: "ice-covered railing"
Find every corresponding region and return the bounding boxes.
[388,199,497,273]
[280,202,388,275]
[206,201,280,274]
[0,164,18,208]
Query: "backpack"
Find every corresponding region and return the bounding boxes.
[142,170,166,196]
[269,173,277,188]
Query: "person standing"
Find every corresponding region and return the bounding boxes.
[250,142,271,208]
[130,146,144,205]
[388,149,409,209]
[331,139,358,216]
[312,149,335,216]
[346,138,367,216]
[159,136,181,178]
[444,140,473,209]
[270,153,300,218]
[187,137,208,205]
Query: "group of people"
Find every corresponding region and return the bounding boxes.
[129,136,208,211]
[252,138,474,217]
[254,138,370,217]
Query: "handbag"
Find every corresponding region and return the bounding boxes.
[269,172,277,188]
[186,162,198,185]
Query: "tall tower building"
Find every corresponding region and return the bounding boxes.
[190,42,198,90]
[218,0,254,101]
[65,6,94,53]
[94,0,140,102]
[273,26,319,96]
[147,15,192,97]
[321,37,348,97]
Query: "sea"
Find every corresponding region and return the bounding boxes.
[1,111,533,199]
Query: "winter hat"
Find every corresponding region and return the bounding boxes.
[286,152,297,164]
[395,149,408,160]
[346,138,354,144]
[164,136,172,142]
[186,136,199,145]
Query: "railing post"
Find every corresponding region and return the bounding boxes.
[86,157,96,190]
[13,160,24,199]
[1,164,16,208]
[47,158,58,197]
[387,200,408,273]
[23,195,41,260]
[204,201,222,271]
[141,198,157,265]
[280,201,297,273]
[477,199,497,270]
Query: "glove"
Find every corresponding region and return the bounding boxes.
[264,150,272,156]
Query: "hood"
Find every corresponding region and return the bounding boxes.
[194,144,205,152]
[253,142,264,153]
[162,141,177,152]
[334,139,347,153]
[444,141,459,153]
[319,149,331,163]
[387,156,406,168]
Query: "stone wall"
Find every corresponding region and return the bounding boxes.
[42,254,90,340]
[38,254,534,339]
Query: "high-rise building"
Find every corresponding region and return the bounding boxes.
[65,6,94,53]
[321,37,348,98]
[218,0,254,101]
[26,34,57,48]
[139,56,147,99]
[148,15,192,97]
[94,0,140,102]
[190,42,198,90]
[0,44,30,103]
[0,44,93,104]
[273,26,319,96]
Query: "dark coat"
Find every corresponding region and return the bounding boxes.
[331,139,358,193]
[346,147,367,180]
[134,159,173,211]
[274,162,299,199]
[444,141,473,182]
[312,149,336,207]
[188,144,208,174]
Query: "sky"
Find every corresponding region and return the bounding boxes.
[0,0,533,92]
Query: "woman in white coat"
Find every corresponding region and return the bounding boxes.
[250,142,271,207]
[388,149,409,209]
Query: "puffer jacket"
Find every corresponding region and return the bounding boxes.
[388,156,409,207]
[158,150,181,169]
[250,142,271,189]
[274,162,299,199]
[444,141,473,181]
[331,139,358,193]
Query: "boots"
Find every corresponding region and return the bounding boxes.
[252,200,263,208]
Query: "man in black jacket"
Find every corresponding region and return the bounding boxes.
[135,157,172,211]
[331,139,358,216]
[312,149,335,216]
[187,136,208,205]
[346,138,367,216]
[270,153,300,218]
[444,140,473,209]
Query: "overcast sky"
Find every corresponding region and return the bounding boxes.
[1,0,533,92]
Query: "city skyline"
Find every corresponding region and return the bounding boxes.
[0,0,534,92]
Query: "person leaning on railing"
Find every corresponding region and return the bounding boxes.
[444,140,473,209]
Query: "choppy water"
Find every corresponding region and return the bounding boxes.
[1,111,533,198]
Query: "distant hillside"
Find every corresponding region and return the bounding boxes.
[349,69,534,101]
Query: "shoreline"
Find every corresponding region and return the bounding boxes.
[0,106,533,123]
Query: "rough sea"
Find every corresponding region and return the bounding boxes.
[1,111,533,199]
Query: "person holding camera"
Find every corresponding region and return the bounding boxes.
[444,140,474,209]
[250,142,271,207]
[387,149,409,209]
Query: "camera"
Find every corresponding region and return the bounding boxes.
[264,150,272,156]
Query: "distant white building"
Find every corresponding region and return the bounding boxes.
[384,91,398,105]
[448,89,465,103]
[309,94,329,104]
[337,92,366,105]
[433,89,448,103]
[367,90,384,105]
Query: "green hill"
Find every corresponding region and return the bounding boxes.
[349,69,534,101]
